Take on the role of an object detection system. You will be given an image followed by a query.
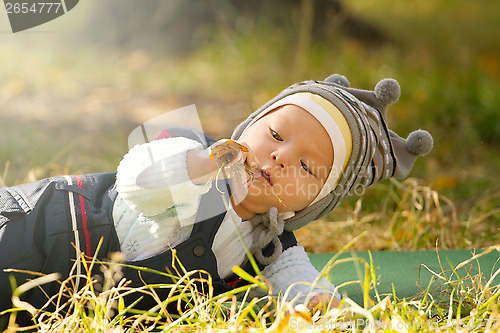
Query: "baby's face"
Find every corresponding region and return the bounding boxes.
[235,105,333,218]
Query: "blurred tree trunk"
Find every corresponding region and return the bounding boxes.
[78,0,386,53]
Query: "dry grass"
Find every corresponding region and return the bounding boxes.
[296,178,500,253]
[2,1,500,329]
[2,161,500,332]
[1,243,499,332]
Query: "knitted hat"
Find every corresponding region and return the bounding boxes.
[232,74,433,232]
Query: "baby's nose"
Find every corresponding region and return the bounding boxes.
[271,151,286,168]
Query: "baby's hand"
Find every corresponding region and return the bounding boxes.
[210,139,258,171]
[208,139,260,206]
[235,140,260,169]
[186,139,250,185]
[307,293,341,314]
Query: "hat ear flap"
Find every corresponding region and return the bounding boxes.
[406,129,434,156]
[391,129,433,178]
[374,78,401,105]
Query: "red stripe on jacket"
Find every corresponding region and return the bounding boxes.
[75,176,92,259]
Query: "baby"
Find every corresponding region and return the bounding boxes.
[0,74,433,323]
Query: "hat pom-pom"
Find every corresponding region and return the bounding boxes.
[406,130,433,156]
[325,74,350,87]
[375,78,400,105]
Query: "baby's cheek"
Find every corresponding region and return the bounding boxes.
[294,181,323,208]
[283,181,318,209]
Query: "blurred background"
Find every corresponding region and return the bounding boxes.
[1,0,499,252]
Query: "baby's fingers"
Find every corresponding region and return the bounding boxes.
[235,141,259,168]
[307,293,340,313]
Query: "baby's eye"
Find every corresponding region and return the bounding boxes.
[270,129,283,141]
[301,161,314,176]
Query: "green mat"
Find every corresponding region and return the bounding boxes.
[309,249,500,305]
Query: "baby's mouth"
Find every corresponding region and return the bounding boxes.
[255,168,272,186]
[262,169,273,185]
[247,165,286,207]
[247,163,272,186]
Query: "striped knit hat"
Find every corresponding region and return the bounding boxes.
[232,74,433,231]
